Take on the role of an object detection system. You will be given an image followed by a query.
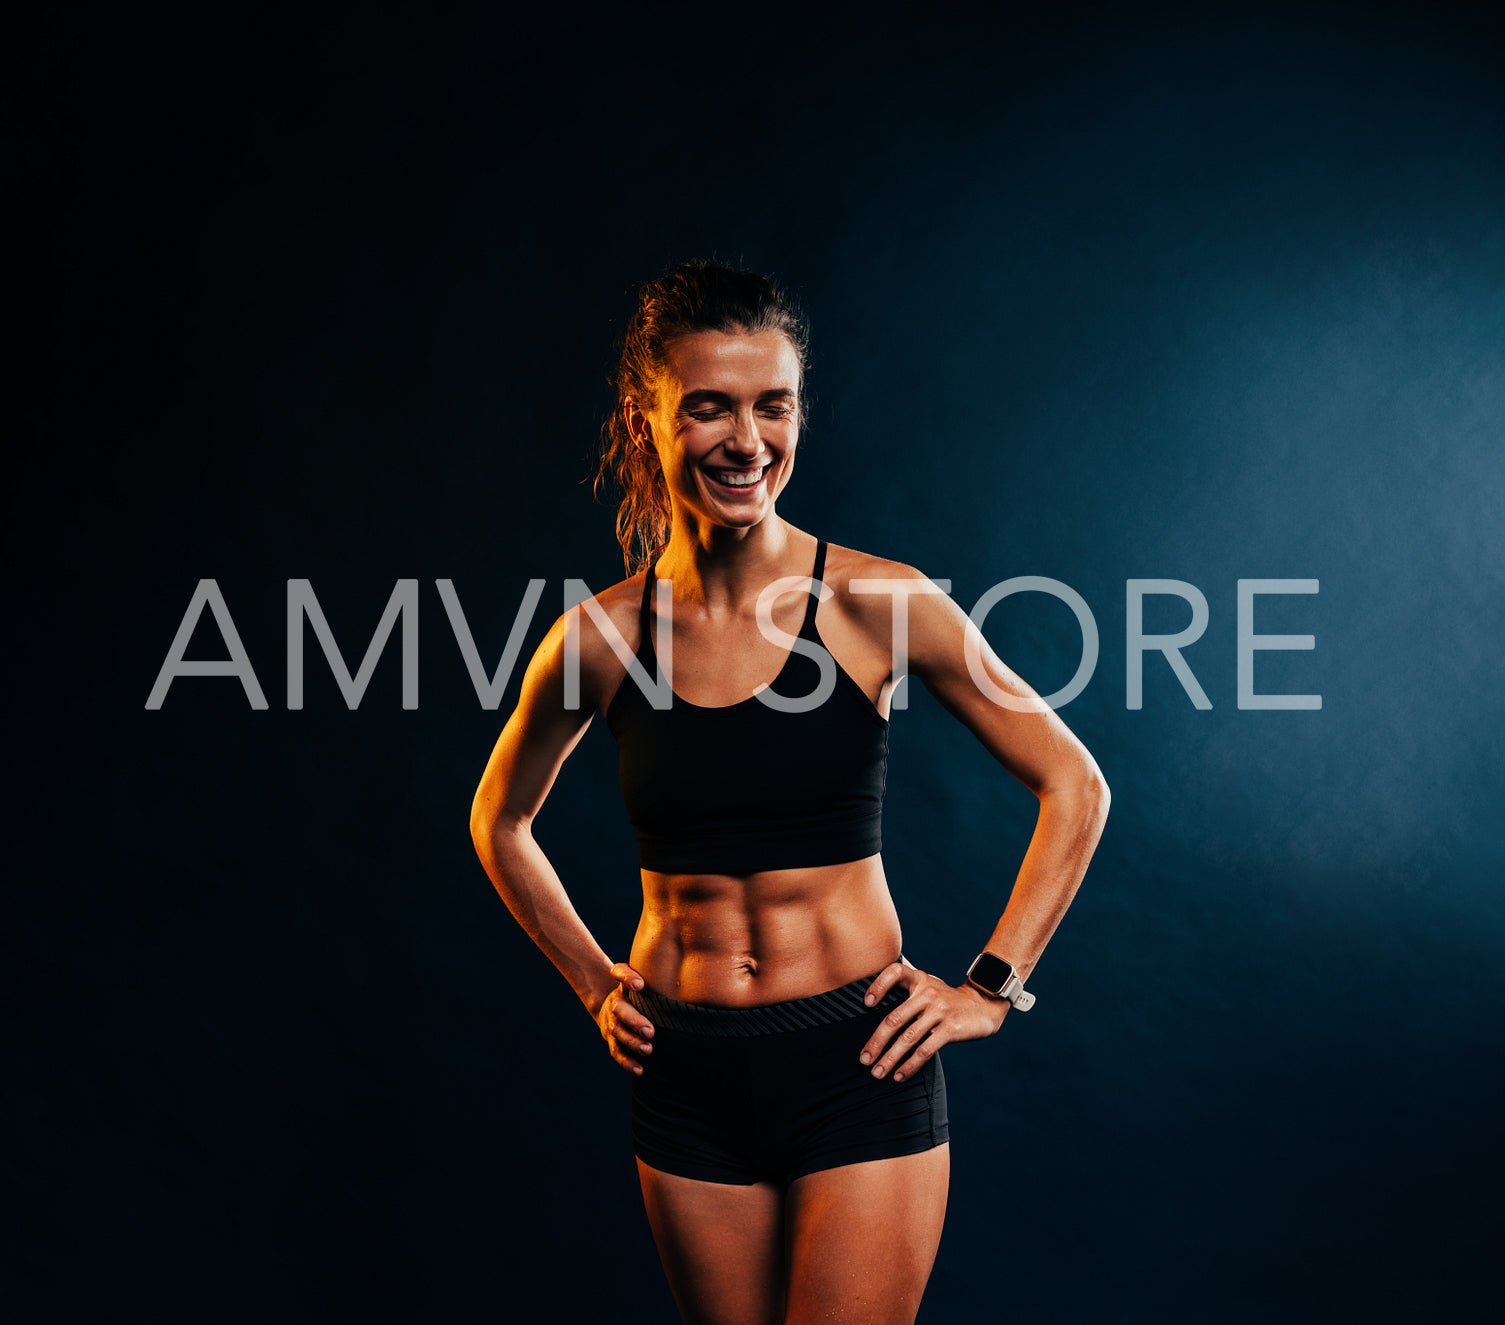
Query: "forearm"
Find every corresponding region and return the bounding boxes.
[980,768,1109,983]
[471,814,620,1019]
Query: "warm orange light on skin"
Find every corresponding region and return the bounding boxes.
[624,329,802,540]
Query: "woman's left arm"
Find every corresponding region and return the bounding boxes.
[854,566,1110,1082]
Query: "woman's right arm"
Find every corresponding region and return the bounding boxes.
[468,603,655,1074]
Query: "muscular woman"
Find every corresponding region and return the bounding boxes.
[470,261,1109,1325]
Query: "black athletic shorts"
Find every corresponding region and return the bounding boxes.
[624,970,949,1185]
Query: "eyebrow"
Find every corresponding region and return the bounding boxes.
[677,388,797,409]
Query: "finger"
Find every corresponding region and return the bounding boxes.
[608,1040,645,1075]
[871,1008,945,1079]
[604,985,655,1040]
[862,959,911,1007]
[609,961,646,991]
[617,1004,656,1040]
[859,995,930,1066]
[889,1029,943,1083]
[610,1017,654,1054]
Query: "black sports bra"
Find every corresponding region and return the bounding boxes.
[604,539,889,875]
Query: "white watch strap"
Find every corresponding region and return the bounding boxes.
[1001,971,1036,1012]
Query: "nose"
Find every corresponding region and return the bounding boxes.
[725,408,765,459]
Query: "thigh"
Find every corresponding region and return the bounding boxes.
[783,1145,951,1325]
[637,1159,787,1325]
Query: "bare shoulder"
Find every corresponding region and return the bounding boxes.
[822,541,936,594]
[475,570,646,830]
[822,541,949,641]
[552,569,646,715]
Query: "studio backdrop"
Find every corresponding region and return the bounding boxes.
[14,2,1504,1321]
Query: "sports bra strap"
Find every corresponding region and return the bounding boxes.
[639,555,656,655]
[801,539,827,635]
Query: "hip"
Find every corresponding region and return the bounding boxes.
[624,969,950,1184]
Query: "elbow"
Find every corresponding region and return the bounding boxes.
[1042,757,1109,826]
[468,790,493,850]
[1077,752,1110,815]
[1081,761,1110,834]
[1089,767,1110,825]
[468,803,492,854]
[469,796,527,856]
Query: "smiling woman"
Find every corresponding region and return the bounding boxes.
[595,262,812,568]
[469,260,1110,1325]
[638,328,800,516]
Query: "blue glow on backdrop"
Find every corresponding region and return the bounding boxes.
[16,1,1502,1320]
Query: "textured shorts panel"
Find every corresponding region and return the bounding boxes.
[627,976,950,1185]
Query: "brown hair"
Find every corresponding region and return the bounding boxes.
[594,260,810,573]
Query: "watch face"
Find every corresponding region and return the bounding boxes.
[969,953,1014,992]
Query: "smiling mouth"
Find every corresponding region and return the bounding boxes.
[704,464,770,492]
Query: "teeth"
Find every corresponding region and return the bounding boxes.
[711,466,766,487]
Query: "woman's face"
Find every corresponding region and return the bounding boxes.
[632,328,802,531]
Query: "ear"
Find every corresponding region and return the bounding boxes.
[624,399,653,452]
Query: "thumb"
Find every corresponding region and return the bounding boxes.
[610,961,646,991]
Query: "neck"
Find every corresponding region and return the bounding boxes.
[655,516,812,612]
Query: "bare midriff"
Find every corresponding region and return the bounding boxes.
[628,853,903,1006]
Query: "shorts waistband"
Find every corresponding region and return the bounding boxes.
[625,968,907,1037]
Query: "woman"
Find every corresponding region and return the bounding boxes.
[469,261,1109,1325]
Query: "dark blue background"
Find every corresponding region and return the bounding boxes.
[14,1,1503,1320]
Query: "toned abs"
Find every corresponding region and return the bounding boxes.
[630,854,903,1005]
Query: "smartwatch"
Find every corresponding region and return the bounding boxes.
[965,952,1036,1012]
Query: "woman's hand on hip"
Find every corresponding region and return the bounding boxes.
[858,959,1008,1082]
[595,961,655,1075]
